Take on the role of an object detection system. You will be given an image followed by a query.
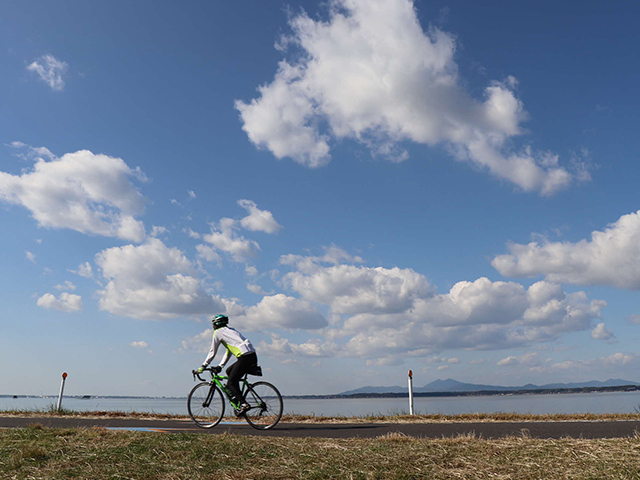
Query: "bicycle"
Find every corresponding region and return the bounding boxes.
[188,366,283,430]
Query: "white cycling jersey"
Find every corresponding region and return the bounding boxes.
[202,326,255,368]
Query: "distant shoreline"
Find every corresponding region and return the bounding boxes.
[287,384,640,400]
[3,384,640,400]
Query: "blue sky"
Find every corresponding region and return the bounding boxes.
[1,0,639,397]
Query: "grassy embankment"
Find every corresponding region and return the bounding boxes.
[3,410,640,478]
[2,423,640,479]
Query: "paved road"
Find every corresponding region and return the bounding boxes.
[2,416,640,439]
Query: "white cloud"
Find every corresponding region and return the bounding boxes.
[130,341,149,348]
[236,0,582,195]
[238,199,282,233]
[247,283,268,295]
[0,147,146,242]
[497,356,518,366]
[27,54,68,91]
[232,294,328,330]
[71,262,93,279]
[275,251,606,361]
[337,279,605,358]
[497,352,543,368]
[280,245,364,273]
[188,190,196,199]
[258,333,337,358]
[629,314,640,325]
[591,322,615,341]
[195,244,221,263]
[184,228,201,239]
[37,292,82,312]
[150,226,168,237]
[492,210,640,289]
[25,251,36,263]
[366,356,403,367]
[54,281,76,291]
[534,352,640,374]
[95,238,224,320]
[202,218,260,263]
[284,263,432,315]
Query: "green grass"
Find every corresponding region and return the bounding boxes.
[1,424,640,479]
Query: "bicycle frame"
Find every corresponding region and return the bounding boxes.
[195,371,250,410]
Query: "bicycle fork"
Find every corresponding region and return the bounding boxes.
[202,384,221,408]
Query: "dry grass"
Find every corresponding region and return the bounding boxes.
[1,425,640,479]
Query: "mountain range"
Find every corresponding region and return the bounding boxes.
[339,378,640,395]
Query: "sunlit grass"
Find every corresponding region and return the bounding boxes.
[1,425,639,479]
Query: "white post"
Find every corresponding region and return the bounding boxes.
[57,372,68,411]
[408,370,414,415]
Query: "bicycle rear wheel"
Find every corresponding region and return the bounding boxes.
[243,381,283,430]
[187,382,225,428]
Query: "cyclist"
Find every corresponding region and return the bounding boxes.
[197,314,258,415]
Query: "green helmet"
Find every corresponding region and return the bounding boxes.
[212,314,229,329]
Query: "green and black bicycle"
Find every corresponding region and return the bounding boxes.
[188,366,283,430]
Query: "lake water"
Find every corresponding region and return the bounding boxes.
[3,391,640,417]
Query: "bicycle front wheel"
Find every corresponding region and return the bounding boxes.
[187,382,225,428]
[243,381,283,430]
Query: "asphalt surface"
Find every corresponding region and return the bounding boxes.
[2,416,640,439]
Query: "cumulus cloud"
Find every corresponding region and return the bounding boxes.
[25,251,36,263]
[247,283,268,295]
[236,0,582,195]
[195,244,221,263]
[273,251,607,361]
[281,245,364,273]
[37,292,82,312]
[492,210,640,289]
[70,262,93,279]
[150,226,168,237]
[27,54,68,91]
[130,341,149,348]
[532,352,640,375]
[284,263,432,315]
[198,200,281,262]
[54,281,76,291]
[591,322,615,341]
[202,218,260,263]
[0,147,146,242]
[259,333,338,358]
[95,238,224,320]
[232,294,328,330]
[334,281,604,359]
[497,352,544,368]
[238,199,282,233]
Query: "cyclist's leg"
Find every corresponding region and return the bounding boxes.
[226,352,257,405]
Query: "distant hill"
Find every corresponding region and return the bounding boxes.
[339,378,639,395]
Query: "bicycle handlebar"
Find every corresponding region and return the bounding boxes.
[192,367,224,382]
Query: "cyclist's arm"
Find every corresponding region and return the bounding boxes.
[218,349,231,369]
[201,332,220,367]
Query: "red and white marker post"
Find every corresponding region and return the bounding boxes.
[408,370,414,415]
[56,372,68,411]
